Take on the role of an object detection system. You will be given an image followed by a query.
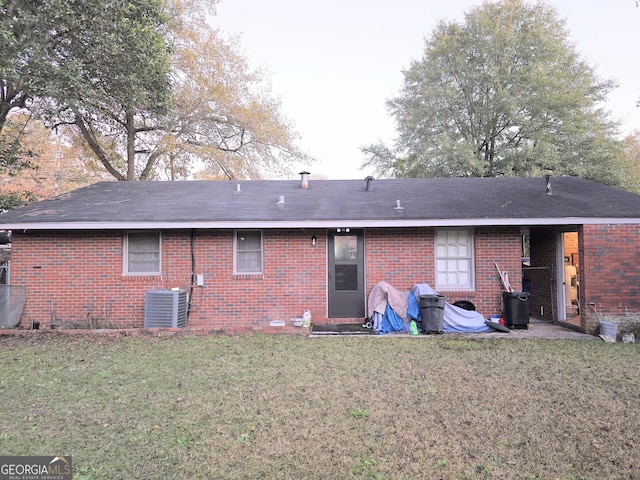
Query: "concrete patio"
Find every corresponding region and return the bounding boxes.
[310,319,599,340]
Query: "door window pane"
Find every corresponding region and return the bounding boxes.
[335,264,358,291]
[334,235,357,263]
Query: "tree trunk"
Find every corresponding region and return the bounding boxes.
[126,110,136,181]
[73,108,125,181]
[0,85,28,135]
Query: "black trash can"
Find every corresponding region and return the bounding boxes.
[502,291,530,329]
[419,294,446,334]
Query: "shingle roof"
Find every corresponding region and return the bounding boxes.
[1,176,639,229]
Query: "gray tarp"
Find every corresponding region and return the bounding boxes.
[410,283,492,333]
[367,281,410,321]
[0,285,27,328]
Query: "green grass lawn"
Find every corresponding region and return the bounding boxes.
[1,332,638,479]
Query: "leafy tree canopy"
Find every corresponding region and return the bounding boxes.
[0,114,37,210]
[0,0,171,132]
[58,0,302,180]
[0,0,172,196]
[1,114,109,207]
[362,0,626,186]
[620,131,640,193]
[2,0,300,185]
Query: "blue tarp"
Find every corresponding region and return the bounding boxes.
[376,303,410,334]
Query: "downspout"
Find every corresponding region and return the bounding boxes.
[188,229,196,322]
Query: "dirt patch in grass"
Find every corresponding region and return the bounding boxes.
[1,332,639,479]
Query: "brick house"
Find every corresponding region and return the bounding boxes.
[1,174,639,336]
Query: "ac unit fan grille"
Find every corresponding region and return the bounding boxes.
[144,290,187,328]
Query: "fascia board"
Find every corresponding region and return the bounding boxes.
[3,217,640,231]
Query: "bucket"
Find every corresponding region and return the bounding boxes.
[599,321,617,341]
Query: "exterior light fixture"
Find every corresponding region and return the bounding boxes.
[311,235,317,246]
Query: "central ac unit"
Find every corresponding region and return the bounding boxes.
[144,289,188,328]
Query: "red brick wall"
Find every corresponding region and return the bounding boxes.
[11,231,188,328]
[10,226,523,331]
[581,224,640,334]
[364,227,521,317]
[365,228,433,291]
[187,229,327,331]
[10,229,328,332]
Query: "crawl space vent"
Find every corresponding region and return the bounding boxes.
[144,289,187,328]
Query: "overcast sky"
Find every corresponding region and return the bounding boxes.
[211,0,640,179]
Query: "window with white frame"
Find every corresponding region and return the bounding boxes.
[234,230,263,274]
[124,232,161,274]
[435,228,474,290]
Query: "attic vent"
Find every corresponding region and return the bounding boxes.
[144,290,187,328]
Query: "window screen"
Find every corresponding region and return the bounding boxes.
[126,232,161,274]
[235,230,263,274]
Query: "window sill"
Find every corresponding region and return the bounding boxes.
[435,287,475,292]
[233,273,264,280]
[123,274,163,281]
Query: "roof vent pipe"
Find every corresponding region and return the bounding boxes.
[545,174,552,196]
[299,171,310,189]
[277,195,285,208]
[365,176,374,192]
[236,184,241,192]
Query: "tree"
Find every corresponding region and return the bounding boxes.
[2,0,300,184]
[0,114,37,210]
[1,0,172,186]
[620,131,640,193]
[161,25,300,180]
[363,0,625,185]
[0,114,35,175]
[66,0,301,181]
[0,0,172,134]
[1,114,109,208]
